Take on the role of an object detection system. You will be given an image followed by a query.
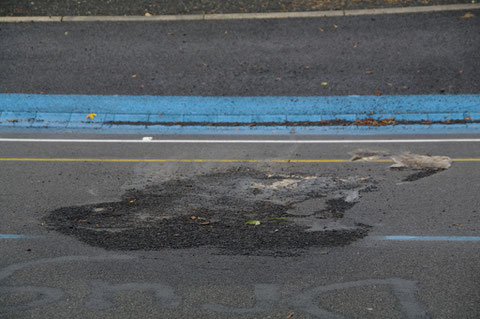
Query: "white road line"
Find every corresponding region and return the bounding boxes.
[1,138,480,144]
[0,4,479,23]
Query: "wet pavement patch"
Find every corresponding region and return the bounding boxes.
[44,168,375,256]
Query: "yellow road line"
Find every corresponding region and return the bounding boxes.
[451,158,480,162]
[0,158,479,163]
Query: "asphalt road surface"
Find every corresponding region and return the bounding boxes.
[1,10,479,96]
[1,134,480,318]
[0,0,473,16]
[1,7,480,319]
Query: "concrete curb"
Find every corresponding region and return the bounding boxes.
[0,4,479,23]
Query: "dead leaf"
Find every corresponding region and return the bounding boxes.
[77,219,88,224]
[140,83,145,88]
[145,12,152,17]
[86,113,97,120]
[353,42,359,48]
[305,66,310,70]
[129,199,136,203]
[452,223,464,227]
[375,92,382,96]
[274,229,279,232]
[7,119,18,123]
[318,28,324,32]
[459,69,464,74]
[287,312,294,319]
[465,116,472,120]
[366,71,374,75]
[421,120,433,124]
[321,82,328,86]
[190,216,197,220]
[460,12,475,19]
[275,77,282,81]
[199,221,210,225]
[332,24,338,29]
[131,74,137,78]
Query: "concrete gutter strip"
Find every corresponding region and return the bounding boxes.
[0,4,479,23]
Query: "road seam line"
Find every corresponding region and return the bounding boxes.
[1,4,479,23]
[378,236,480,241]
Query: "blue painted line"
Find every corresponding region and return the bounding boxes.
[0,93,479,134]
[0,234,31,239]
[380,236,480,241]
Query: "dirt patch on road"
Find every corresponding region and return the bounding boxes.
[44,168,375,256]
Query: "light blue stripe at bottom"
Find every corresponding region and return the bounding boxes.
[380,236,480,241]
[0,234,30,239]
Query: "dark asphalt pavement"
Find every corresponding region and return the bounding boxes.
[1,10,479,96]
[1,135,480,318]
[0,0,473,16]
[1,8,480,319]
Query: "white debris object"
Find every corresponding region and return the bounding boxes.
[390,153,452,169]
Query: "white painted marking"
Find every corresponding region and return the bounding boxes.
[1,138,480,144]
[0,4,478,23]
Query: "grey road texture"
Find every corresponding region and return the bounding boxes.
[1,10,479,96]
[1,7,480,319]
[0,0,474,16]
[1,135,480,318]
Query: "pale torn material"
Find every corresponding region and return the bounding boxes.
[350,149,452,169]
[390,153,452,169]
[252,176,316,190]
[252,179,300,190]
[350,149,390,161]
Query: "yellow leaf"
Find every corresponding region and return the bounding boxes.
[460,12,475,19]
[321,82,328,86]
[86,113,97,120]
